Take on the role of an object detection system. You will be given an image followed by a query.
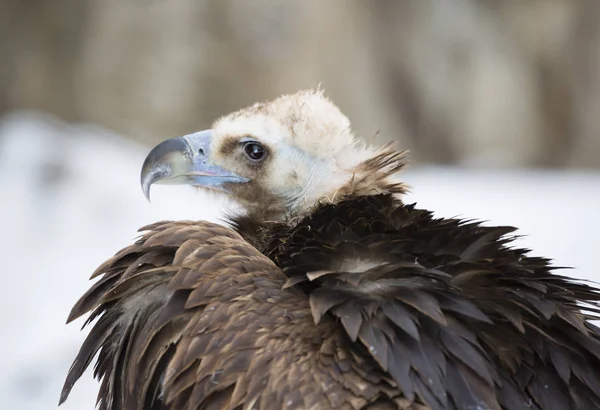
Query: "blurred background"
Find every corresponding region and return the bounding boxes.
[2,0,600,167]
[1,1,599,409]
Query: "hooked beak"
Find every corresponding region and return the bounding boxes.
[140,129,249,200]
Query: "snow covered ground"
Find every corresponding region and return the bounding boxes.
[1,111,598,410]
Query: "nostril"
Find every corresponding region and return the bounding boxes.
[198,148,205,156]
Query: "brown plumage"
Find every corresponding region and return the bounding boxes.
[61,90,600,409]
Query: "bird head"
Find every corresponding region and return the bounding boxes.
[141,89,407,221]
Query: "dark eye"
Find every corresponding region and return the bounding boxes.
[243,141,267,162]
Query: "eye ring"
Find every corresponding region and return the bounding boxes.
[243,141,267,162]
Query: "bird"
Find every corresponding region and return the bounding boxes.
[60,89,600,410]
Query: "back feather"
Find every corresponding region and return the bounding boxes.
[255,194,600,410]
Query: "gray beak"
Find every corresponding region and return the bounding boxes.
[140,129,249,200]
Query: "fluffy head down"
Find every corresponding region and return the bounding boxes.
[210,89,407,219]
[214,89,356,160]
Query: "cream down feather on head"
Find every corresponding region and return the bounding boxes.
[141,89,407,221]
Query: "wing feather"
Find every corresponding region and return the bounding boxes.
[61,220,405,409]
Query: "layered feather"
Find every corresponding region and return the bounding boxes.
[60,221,410,409]
[62,194,600,409]
[252,194,600,410]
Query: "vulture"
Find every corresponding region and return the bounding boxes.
[60,90,600,410]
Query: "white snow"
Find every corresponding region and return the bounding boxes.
[1,111,598,410]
